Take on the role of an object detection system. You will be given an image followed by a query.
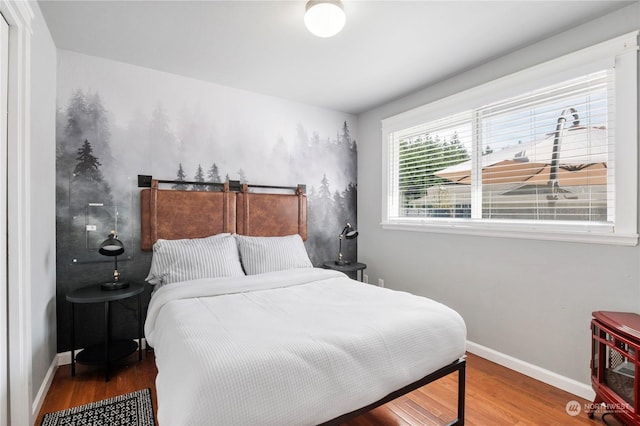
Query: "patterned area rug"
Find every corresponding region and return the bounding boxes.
[41,388,155,426]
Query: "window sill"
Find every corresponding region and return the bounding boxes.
[381,220,638,246]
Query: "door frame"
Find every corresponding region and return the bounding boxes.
[0,1,33,425]
[0,11,8,426]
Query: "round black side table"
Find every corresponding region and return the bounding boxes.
[66,282,145,381]
[322,261,367,281]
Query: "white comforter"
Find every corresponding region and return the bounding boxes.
[145,268,466,425]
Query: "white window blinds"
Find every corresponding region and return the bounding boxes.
[389,70,613,224]
[478,70,613,222]
[391,112,472,219]
[382,31,638,245]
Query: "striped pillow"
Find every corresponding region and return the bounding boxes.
[235,234,312,275]
[146,234,244,286]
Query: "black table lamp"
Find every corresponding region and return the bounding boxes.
[98,230,129,291]
[335,222,358,266]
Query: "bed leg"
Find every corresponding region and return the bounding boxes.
[447,359,466,426]
[458,360,466,425]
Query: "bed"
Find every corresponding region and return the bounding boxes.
[140,177,467,425]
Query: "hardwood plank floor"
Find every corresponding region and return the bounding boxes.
[37,351,619,425]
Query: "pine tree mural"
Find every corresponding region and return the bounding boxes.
[342,182,357,224]
[59,90,114,175]
[73,139,103,181]
[56,90,119,254]
[173,163,188,190]
[306,173,345,265]
[150,104,178,161]
[207,163,222,191]
[67,138,115,263]
[341,120,350,147]
[64,90,88,141]
[208,163,221,183]
[54,58,361,353]
[192,164,206,191]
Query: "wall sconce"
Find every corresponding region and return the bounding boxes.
[335,222,358,266]
[98,230,129,291]
[304,0,346,38]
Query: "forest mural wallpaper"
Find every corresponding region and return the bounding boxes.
[55,50,357,352]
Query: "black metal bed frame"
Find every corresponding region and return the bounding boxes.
[320,357,466,425]
[139,173,465,425]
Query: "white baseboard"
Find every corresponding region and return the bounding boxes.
[57,338,148,366]
[466,340,595,401]
[31,356,58,422]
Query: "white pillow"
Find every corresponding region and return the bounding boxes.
[146,233,244,286]
[235,234,312,275]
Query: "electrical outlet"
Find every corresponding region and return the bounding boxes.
[363,274,369,284]
[378,278,384,288]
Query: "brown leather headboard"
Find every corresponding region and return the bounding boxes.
[140,180,236,250]
[140,179,307,250]
[236,184,307,240]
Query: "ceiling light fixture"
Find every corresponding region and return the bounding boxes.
[304,0,346,38]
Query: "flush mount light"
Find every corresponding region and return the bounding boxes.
[304,0,345,38]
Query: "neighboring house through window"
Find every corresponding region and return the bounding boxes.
[382,32,638,245]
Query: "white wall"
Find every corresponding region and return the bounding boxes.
[357,2,640,393]
[29,1,57,419]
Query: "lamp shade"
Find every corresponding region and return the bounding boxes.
[342,224,358,239]
[98,231,128,290]
[304,0,345,38]
[98,231,125,257]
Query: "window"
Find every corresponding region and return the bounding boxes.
[382,32,638,245]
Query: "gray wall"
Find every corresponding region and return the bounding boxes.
[357,2,640,388]
[30,1,57,410]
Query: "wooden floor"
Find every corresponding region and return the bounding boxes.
[37,350,620,426]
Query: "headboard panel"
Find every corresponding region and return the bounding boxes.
[140,180,236,251]
[236,184,307,240]
[140,179,307,250]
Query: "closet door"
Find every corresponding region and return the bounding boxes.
[0,12,9,426]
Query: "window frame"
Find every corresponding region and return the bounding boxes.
[381,31,638,246]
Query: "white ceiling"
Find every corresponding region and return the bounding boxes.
[38,0,633,114]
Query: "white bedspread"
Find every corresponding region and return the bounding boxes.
[145,268,466,425]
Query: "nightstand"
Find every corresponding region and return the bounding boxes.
[66,282,145,381]
[322,261,367,281]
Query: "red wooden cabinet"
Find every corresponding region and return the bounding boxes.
[589,311,640,424]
